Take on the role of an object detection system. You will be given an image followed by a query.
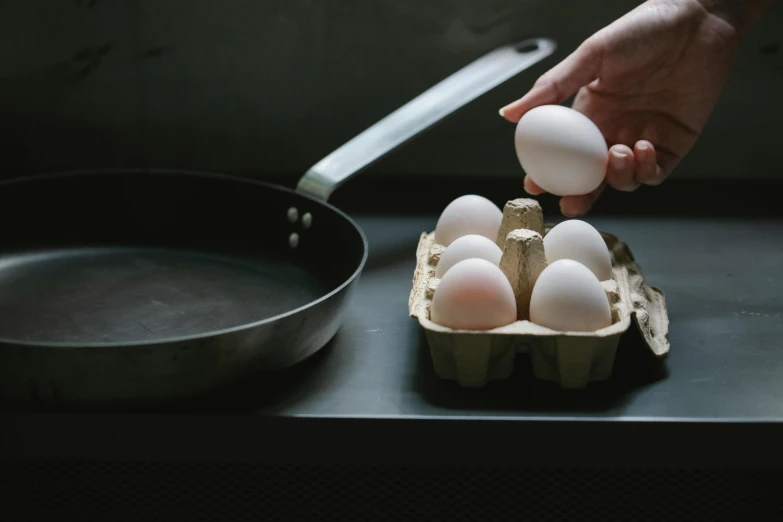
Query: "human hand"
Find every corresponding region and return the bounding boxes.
[500,0,772,216]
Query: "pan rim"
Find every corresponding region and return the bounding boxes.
[0,168,369,349]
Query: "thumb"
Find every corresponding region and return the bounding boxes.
[499,38,604,122]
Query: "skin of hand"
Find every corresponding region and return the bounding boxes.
[499,0,775,216]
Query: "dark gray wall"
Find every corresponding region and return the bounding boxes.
[0,0,781,182]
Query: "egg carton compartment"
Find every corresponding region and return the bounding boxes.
[408,198,670,389]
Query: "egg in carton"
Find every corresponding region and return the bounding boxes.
[408,198,670,389]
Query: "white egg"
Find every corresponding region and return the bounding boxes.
[514,105,608,196]
[430,258,517,330]
[434,194,503,247]
[543,219,613,281]
[435,234,503,278]
[529,259,612,332]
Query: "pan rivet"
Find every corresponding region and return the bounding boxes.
[288,232,300,249]
[287,207,299,223]
[302,213,312,229]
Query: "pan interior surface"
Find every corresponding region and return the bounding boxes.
[0,247,328,344]
[0,170,366,346]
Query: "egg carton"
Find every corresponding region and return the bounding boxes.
[408,198,670,389]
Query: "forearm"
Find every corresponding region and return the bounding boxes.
[697,0,777,37]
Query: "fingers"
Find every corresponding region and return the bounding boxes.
[633,140,668,186]
[556,140,673,217]
[521,173,605,217]
[605,144,639,192]
[520,140,675,217]
[523,176,546,195]
[559,182,607,217]
[499,39,604,122]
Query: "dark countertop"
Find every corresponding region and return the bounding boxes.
[2,209,783,469]
[232,213,783,421]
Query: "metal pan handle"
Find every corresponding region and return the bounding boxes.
[295,37,557,201]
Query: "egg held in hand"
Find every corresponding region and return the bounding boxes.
[529,259,612,333]
[430,258,517,331]
[514,105,608,196]
[434,195,503,247]
[543,219,613,281]
[435,234,503,278]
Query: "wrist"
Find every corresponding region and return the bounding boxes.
[697,0,776,37]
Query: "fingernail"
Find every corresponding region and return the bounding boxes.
[560,203,577,217]
[498,107,508,117]
[637,142,649,151]
[610,150,627,169]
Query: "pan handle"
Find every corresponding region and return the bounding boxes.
[295,37,557,201]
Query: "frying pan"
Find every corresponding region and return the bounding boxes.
[0,38,555,406]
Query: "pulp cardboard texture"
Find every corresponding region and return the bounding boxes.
[408,198,670,389]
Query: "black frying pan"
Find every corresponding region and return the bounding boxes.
[0,38,555,406]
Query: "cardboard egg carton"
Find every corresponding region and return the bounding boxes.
[408,198,670,389]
